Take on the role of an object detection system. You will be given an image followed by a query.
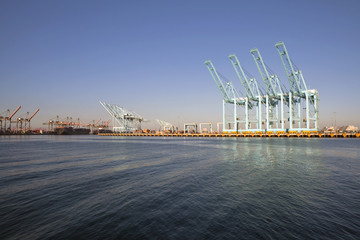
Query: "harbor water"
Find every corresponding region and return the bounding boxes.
[0,136,359,239]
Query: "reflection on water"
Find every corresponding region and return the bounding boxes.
[0,136,359,239]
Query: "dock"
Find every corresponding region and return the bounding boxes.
[98,131,360,138]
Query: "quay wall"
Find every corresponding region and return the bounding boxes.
[98,132,360,138]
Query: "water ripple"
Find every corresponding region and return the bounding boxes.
[0,136,359,239]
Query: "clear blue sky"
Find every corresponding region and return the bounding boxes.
[1,0,359,129]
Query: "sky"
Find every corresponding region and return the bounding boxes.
[1,0,360,130]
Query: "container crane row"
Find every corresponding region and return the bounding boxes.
[205,41,319,133]
[0,106,40,133]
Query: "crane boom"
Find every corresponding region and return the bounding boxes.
[275,41,307,95]
[94,118,101,125]
[99,101,123,126]
[229,54,260,100]
[156,119,172,127]
[8,106,21,119]
[100,101,122,119]
[204,60,232,102]
[156,119,174,131]
[27,109,39,121]
[250,49,283,97]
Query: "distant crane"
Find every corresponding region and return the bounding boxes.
[156,119,175,132]
[94,118,101,126]
[42,115,97,131]
[102,120,111,128]
[25,109,39,131]
[7,106,21,131]
[100,101,146,132]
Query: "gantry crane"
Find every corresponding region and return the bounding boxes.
[275,41,319,130]
[250,49,285,130]
[6,106,21,131]
[205,60,247,132]
[156,119,175,132]
[25,109,39,131]
[229,54,263,131]
[100,101,146,132]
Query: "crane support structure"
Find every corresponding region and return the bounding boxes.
[275,41,319,131]
[205,60,248,133]
[206,41,319,133]
[199,122,213,133]
[250,49,284,131]
[229,54,262,131]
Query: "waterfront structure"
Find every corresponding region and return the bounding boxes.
[229,54,263,132]
[98,132,360,138]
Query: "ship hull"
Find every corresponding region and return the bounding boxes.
[54,127,90,135]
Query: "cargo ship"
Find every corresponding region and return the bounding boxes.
[54,127,90,135]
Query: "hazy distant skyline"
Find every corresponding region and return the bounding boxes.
[1,0,359,129]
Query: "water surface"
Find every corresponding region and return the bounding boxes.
[0,136,359,239]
